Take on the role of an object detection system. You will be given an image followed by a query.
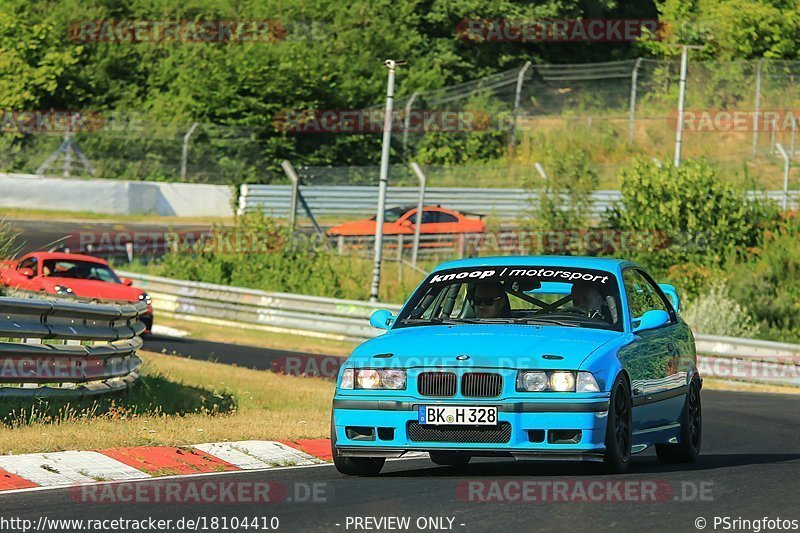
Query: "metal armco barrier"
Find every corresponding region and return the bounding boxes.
[120,271,799,388]
[696,335,800,387]
[0,298,147,397]
[238,185,800,219]
[118,271,402,342]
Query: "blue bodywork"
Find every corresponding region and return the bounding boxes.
[332,256,698,462]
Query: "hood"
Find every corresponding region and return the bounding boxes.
[349,324,621,370]
[41,278,144,302]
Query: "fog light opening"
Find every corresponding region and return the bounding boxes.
[377,427,395,441]
[345,426,375,441]
[548,429,582,444]
[527,429,545,443]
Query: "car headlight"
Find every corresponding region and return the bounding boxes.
[550,371,576,392]
[518,371,548,392]
[380,369,407,390]
[138,293,152,305]
[340,369,407,390]
[54,285,73,295]
[356,369,382,389]
[516,370,599,392]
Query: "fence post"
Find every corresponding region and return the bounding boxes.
[402,91,418,156]
[752,58,765,156]
[791,117,796,158]
[180,122,199,181]
[337,235,345,255]
[409,162,427,267]
[457,233,466,258]
[776,143,790,211]
[509,61,532,156]
[628,58,642,145]
[281,160,300,237]
[770,117,777,154]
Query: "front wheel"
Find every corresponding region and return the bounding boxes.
[331,418,385,476]
[603,374,632,474]
[656,377,702,463]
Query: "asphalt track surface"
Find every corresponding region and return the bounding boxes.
[8,219,213,255]
[1,352,798,532]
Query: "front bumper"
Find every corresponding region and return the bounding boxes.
[332,396,610,461]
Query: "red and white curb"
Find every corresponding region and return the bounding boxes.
[0,440,331,494]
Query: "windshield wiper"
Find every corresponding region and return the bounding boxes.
[515,317,580,327]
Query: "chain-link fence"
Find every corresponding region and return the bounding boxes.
[2,59,799,188]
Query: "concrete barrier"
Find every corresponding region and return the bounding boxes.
[0,173,234,217]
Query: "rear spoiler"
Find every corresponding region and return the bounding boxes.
[459,211,485,220]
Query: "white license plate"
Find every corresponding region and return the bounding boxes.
[418,405,498,426]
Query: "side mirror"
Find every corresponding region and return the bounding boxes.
[369,309,395,330]
[658,283,680,313]
[400,219,413,228]
[18,268,34,279]
[633,309,670,333]
[122,278,133,286]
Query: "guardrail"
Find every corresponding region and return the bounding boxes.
[0,297,148,398]
[119,271,401,342]
[120,271,800,388]
[238,185,800,219]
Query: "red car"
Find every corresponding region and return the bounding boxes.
[0,252,153,331]
[327,205,486,236]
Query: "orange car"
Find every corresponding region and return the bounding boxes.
[327,206,485,236]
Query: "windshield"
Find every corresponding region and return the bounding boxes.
[42,260,121,284]
[396,265,622,331]
[369,207,409,223]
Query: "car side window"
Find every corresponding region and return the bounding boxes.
[421,210,439,224]
[18,257,37,273]
[623,269,668,318]
[438,213,458,223]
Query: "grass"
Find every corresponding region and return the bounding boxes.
[2,206,232,225]
[703,377,800,396]
[155,314,357,356]
[0,350,334,455]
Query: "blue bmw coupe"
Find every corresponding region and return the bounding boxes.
[331,256,702,475]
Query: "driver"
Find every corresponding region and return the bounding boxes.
[570,283,607,320]
[472,282,511,319]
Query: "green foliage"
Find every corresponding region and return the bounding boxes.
[682,280,760,337]
[606,158,779,271]
[727,212,800,341]
[641,0,800,60]
[146,214,420,302]
[526,148,600,233]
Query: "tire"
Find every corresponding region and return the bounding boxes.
[603,374,632,474]
[656,378,702,464]
[429,452,471,467]
[330,417,385,476]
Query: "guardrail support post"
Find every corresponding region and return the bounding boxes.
[397,234,404,282]
[410,162,427,267]
[337,235,345,255]
[457,233,466,258]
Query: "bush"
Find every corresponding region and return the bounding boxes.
[529,148,600,230]
[607,158,778,271]
[727,211,800,342]
[143,214,422,303]
[681,280,760,337]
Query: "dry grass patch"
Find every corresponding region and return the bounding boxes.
[0,350,333,455]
